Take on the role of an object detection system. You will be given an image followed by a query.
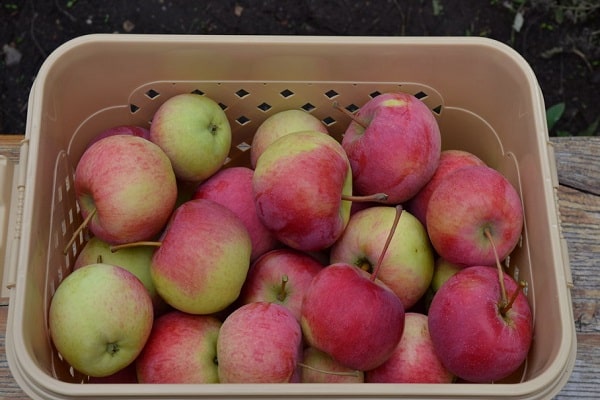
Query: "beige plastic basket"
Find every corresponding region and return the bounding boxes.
[1,34,575,399]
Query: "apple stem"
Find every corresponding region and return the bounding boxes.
[332,101,368,129]
[297,362,361,377]
[501,280,527,315]
[371,205,403,282]
[341,193,389,203]
[63,207,97,255]
[277,275,289,302]
[96,255,103,263]
[483,228,508,308]
[110,241,162,253]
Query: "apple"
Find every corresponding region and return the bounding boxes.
[86,125,150,149]
[425,165,524,267]
[150,93,231,183]
[330,205,434,310]
[406,149,486,226]
[299,346,364,383]
[431,257,464,293]
[48,263,154,377]
[73,134,177,245]
[150,198,252,315]
[192,166,278,261]
[300,263,405,371]
[366,312,455,383]
[250,109,329,168]
[427,265,533,382]
[136,310,221,383]
[74,236,165,312]
[217,302,302,383]
[238,248,324,320]
[341,92,441,204]
[253,130,353,252]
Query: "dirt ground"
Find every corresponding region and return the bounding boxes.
[1,0,599,136]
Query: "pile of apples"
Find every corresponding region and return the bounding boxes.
[49,90,533,385]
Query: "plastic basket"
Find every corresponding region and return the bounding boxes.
[2,34,576,399]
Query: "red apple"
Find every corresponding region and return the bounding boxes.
[193,166,278,261]
[341,92,441,204]
[238,248,324,321]
[426,165,524,267]
[150,199,252,315]
[253,130,352,252]
[428,265,533,382]
[74,134,177,245]
[300,263,405,371]
[366,312,455,383]
[86,125,150,149]
[406,149,486,226]
[136,310,221,383]
[217,302,302,383]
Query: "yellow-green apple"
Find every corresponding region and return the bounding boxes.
[330,206,434,310]
[366,312,455,383]
[150,198,252,315]
[74,134,177,245]
[250,109,329,168]
[136,310,221,383]
[192,166,278,261]
[238,248,324,320]
[217,302,302,383]
[150,93,231,183]
[48,263,154,377]
[406,149,486,226]
[253,130,352,252]
[300,263,405,371]
[74,236,165,312]
[341,92,441,204]
[299,346,364,383]
[424,257,465,311]
[86,125,150,149]
[425,165,524,267]
[427,265,533,382]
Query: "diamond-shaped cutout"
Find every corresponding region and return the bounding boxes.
[145,89,160,99]
[325,89,339,99]
[236,115,250,125]
[236,142,251,152]
[414,91,428,99]
[219,102,228,111]
[280,89,294,98]
[346,103,359,113]
[369,91,381,98]
[301,103,315,112]
[236,89,250,98]
[191,89,204,96]
[257,102,272,112]
[322,116,336,126]
[130,103,140,113]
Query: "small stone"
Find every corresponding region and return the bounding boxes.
[123,19,135,32]
[3,44,22,66]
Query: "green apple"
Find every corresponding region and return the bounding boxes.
[74,236,165,312]
[48,263,154,377]
[150,93,231,183]
[250,109,329,168]
[330,206,434,310]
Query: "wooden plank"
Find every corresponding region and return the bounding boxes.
[553,137,600,196]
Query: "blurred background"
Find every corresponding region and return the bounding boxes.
[1,0,598,136]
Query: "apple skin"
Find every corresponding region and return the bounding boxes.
[238,248,324,321]
[428,265,533,383]
[253,130,352,252]
[150,93,231,183]
[86,125,150,149]
[301,263,405,371]
[74,134,177,245]
[136,310,221,383]
[342,92,441,204]
[151,198,252,315]
[299,346,364,383]
[330,206,434,310]
[406,149,486,226]
[48,263,154,378]
[250,109,329,168]
[73,236,165,313]
[366,312,455,383]
[193,166,278,261]
[217,302,303,383]
[426,165,524,267]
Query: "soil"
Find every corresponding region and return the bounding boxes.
[1,0,599,136]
